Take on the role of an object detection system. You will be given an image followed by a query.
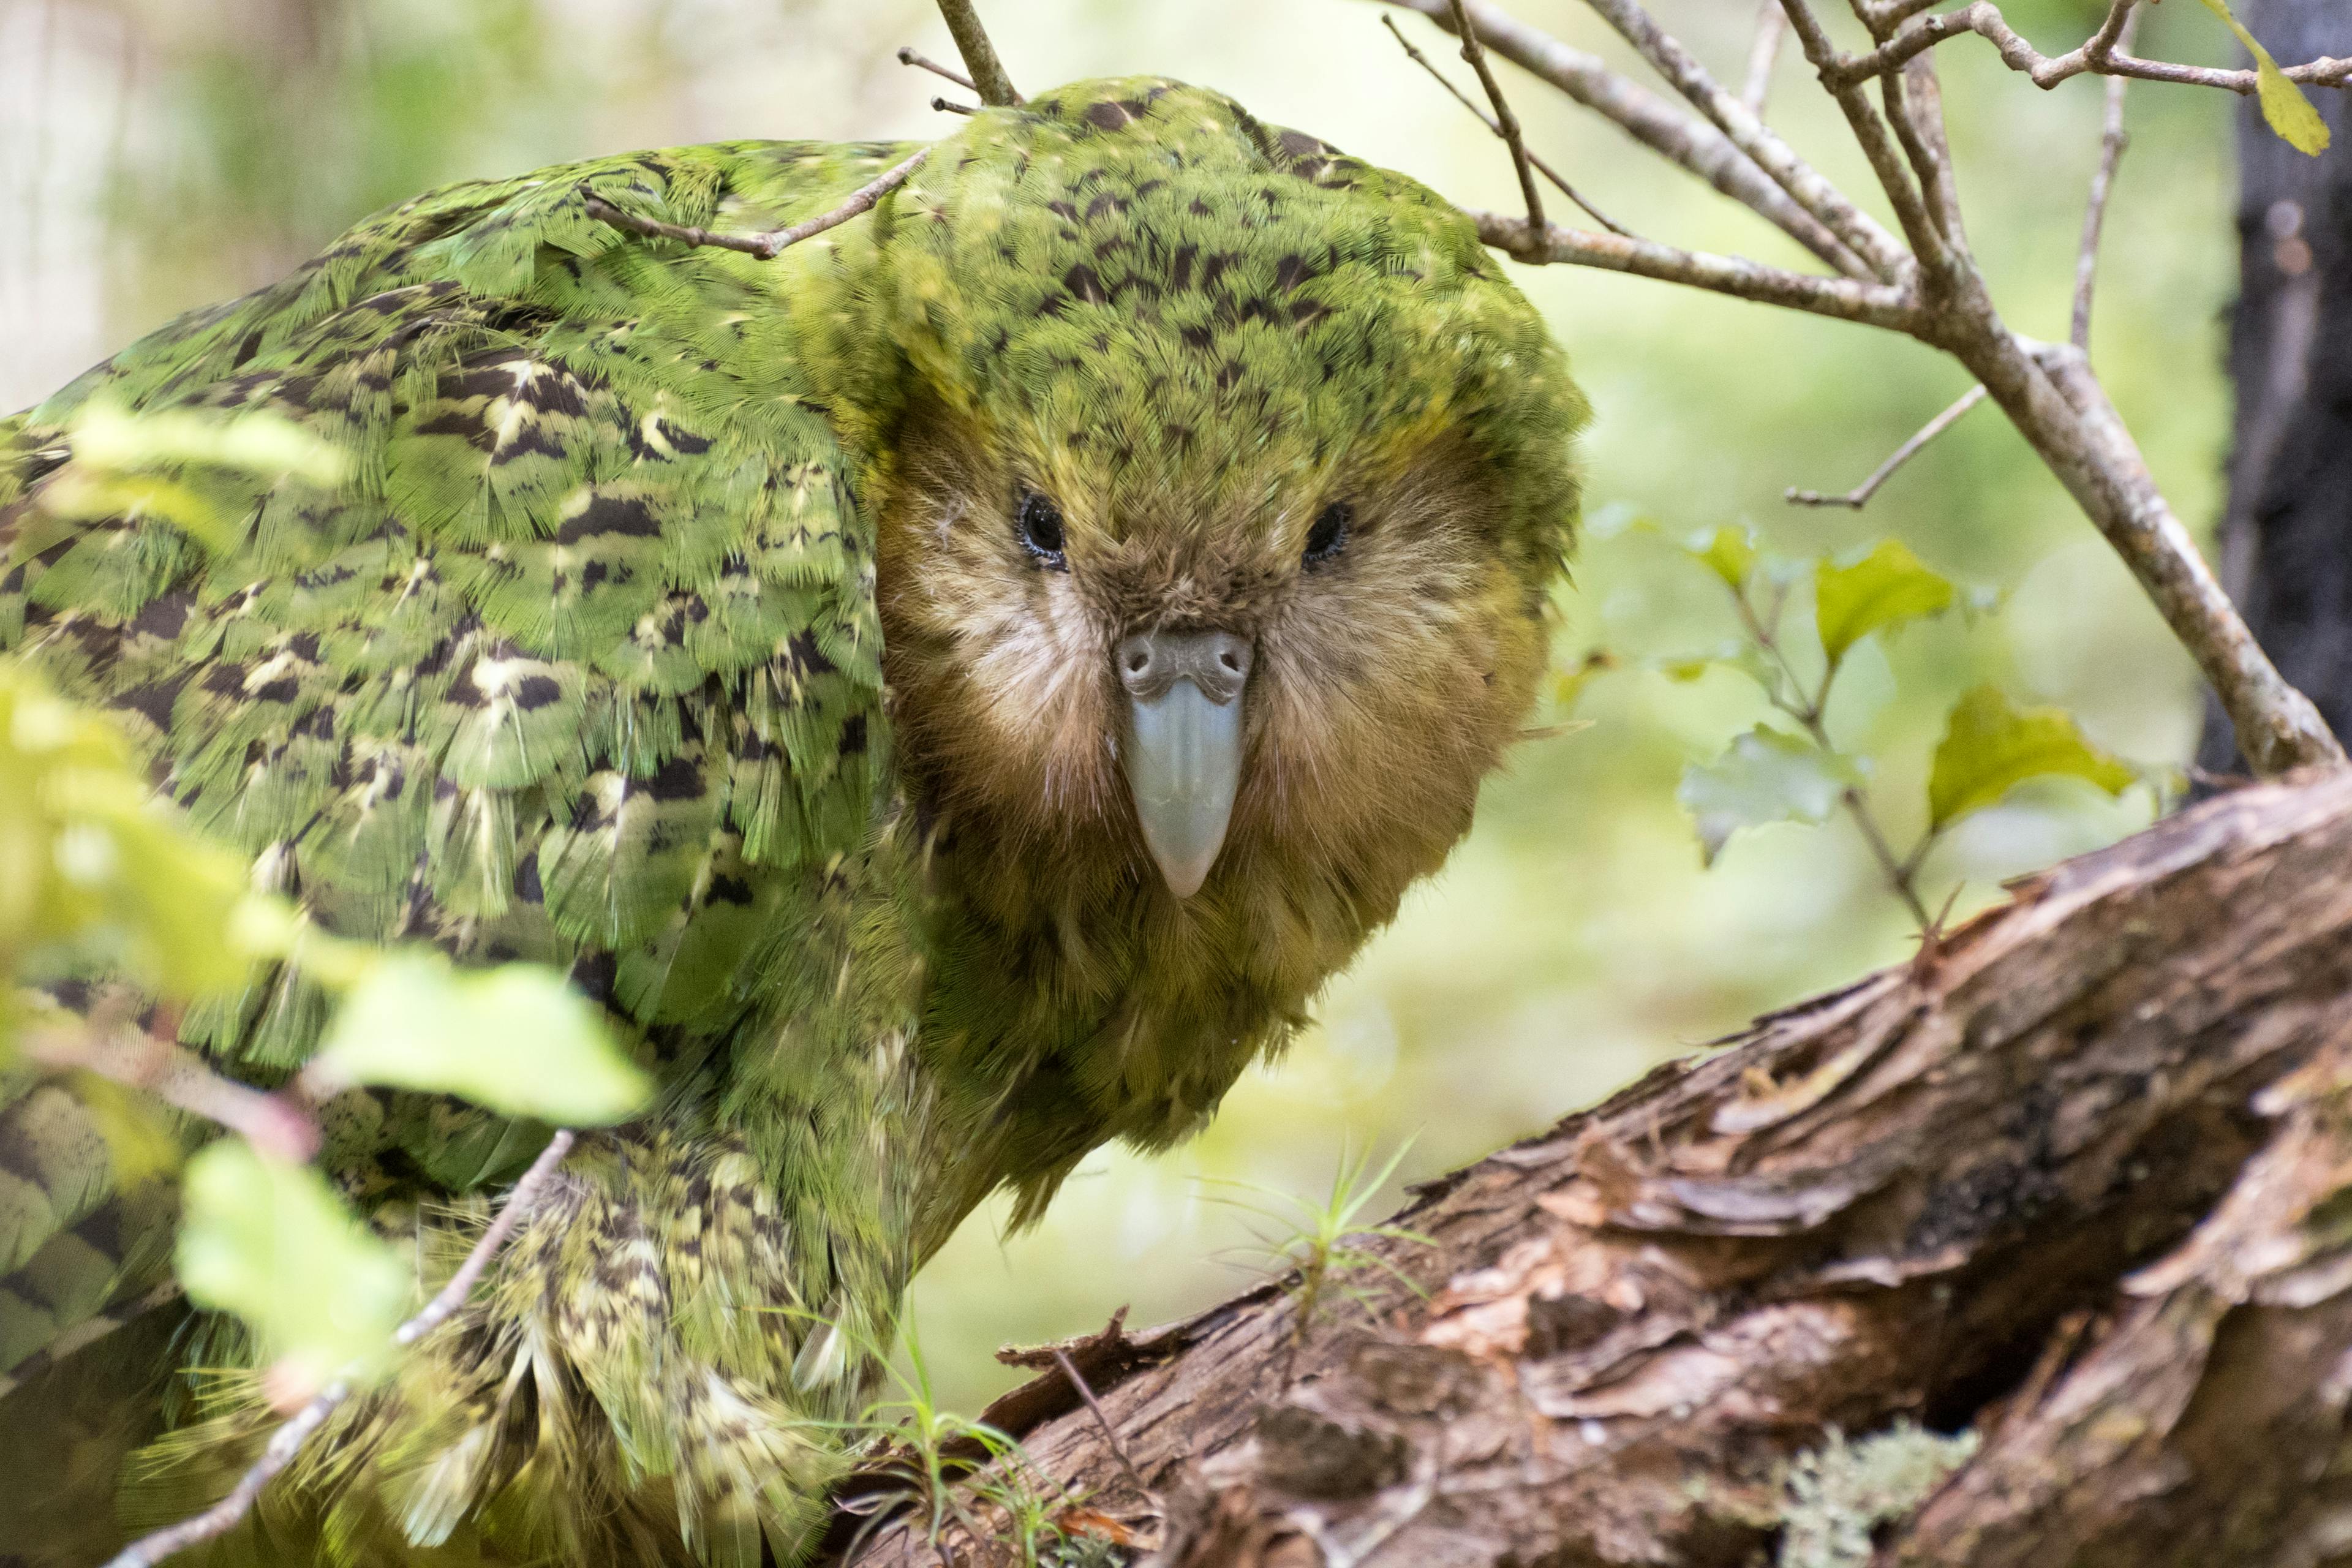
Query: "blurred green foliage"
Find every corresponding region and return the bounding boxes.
[0,0,2260,1412]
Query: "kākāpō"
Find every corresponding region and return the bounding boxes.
[0,76,1585,1566]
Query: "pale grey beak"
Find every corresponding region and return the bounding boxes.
[1117,628,1253,899]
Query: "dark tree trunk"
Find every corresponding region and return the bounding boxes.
[831,772,2352,1567]
[2199,0,2352,772]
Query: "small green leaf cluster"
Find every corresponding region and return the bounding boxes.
[2,402,652,1409]
[1603,524,2155,930]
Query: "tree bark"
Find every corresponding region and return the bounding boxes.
[2201,0,2352,773]
[834,768,2352,1567]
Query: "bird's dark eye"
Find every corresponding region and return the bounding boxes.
[1016,489,1068,569]
[1302,502,1351,568]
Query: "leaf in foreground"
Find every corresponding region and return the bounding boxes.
[1680,726,1864,867]
[309,954,650,1124]
[177,1140,409,1390]
[1928,685,2139,832]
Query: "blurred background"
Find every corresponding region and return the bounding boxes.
[1,0,2239,1409]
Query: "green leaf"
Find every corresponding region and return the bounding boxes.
[1678,726,1863,866]
[1814,539,1955,674]
[309,954,650,1124]
[1685,524,1758,592]
[1928,685,2139,832]
[177,1140,409,1388]
[2198,0,2330,154]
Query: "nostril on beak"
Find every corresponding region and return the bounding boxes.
[1117,630,1253,704]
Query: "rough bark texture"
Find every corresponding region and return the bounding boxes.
[833,769,2352,1567]
[2202,0,2352,773]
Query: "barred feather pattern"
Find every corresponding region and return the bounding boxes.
[0,79,1590,1567]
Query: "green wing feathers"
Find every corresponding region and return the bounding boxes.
[0,141,919,1551]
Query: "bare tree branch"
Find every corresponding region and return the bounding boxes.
[24,1006,317,1163]
[1578,0,1915,281]
[1444,0,1547,247]
[1382,14,1628,235]
[1825,0,2351,93]
[1381,0,1875,278]
[1475,212,1921,329]
[934,0,1020,107]
[1420,0,2345,774]
[100,1130,581,1568]
[1787,383,1987,507]
[2073,7,2141,349]
[585,149,929,260]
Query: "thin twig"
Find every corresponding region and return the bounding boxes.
[935,0,1021,106]
[1048,1348,1153,1499]
[1788,384,1988,507]
[1475,211,1921,330]
[26,1008,317,1163]
[586,148,929,261]
[1379,0,1875,277]
[2073,7,2140,349]
[1383,14,1629,234]
[931,98,976,116]
[896,45,975,92]
[1823,0,2350,92]
[1779,0,1951,274]
[1743,0,1789,115]
[101,1130,579,1568]
[1447,0,1547,245]
[1577,0,1915,281]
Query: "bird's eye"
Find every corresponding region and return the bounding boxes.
[1016,489,1068,570]
[1302,502,1351,568]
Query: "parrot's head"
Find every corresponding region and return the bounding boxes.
[867,79,1585,971]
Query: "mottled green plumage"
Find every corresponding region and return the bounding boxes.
[0,79,1585,1565]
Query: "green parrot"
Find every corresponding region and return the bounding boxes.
[0,77,1585,1566]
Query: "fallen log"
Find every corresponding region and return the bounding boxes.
[837,769,2352,1568]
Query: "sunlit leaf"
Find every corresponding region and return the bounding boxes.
[0,662,255,1000]
[309,954,650,1124]
[1814,539,1955,674]
[177,1140,409,1389]
[1685,524,1758,592]
[1927,685,2139,832]
[1678,726,1863,866]
[2198,0,2330,155]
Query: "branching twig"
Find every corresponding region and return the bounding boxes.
[2073,8,2140,349]
[1788,385,1988,508]
[585,149,929,261]
[935,0,1020,107]
[896,45,975,93]
[1382,0,1874,277]
[1048,1348,1152,1500]
[1420,0,2345,773]
[1446,0,1547,247]
[100,1129,579,1568]
[1578,0,1914,281]
[1823,0,2351,92]
[1382,15,1628,235]
[26,1008,317,1163]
